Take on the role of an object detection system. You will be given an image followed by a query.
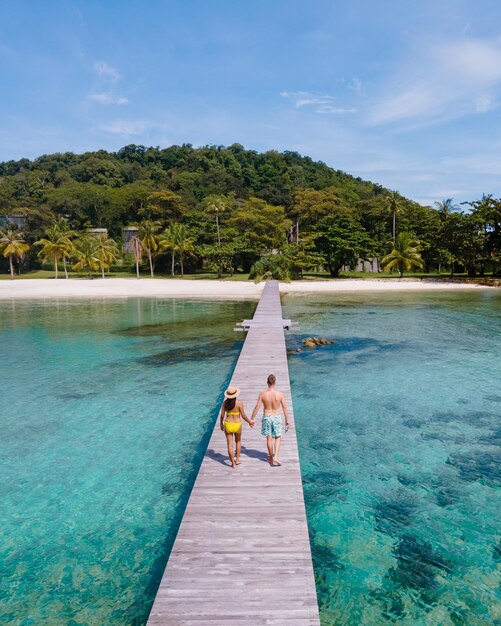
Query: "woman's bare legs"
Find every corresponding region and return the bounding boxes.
[225,432,236,468]
[235,429,242,464]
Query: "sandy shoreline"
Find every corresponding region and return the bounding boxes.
[0,278,493,300]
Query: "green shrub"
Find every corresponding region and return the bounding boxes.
[249,255,293,282]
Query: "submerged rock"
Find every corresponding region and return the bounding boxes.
[390,533,452,591]
[373,494,417,535]
[301,337,336,348]
[446,451,501,486]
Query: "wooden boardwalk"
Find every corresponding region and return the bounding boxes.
[147,282,320,626]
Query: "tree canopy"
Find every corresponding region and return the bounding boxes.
[0,143,499,278]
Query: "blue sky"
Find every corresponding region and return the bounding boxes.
[1,0,501,204]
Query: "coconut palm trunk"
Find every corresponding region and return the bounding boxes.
[63,256,69,279]
[171,251,175,276]
[148,251,154,277]
[180,254,184,277]
[54,254,59,279]
[9,255,14,279]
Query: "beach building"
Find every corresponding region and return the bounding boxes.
[342,257,381,272]
[87,228,108,238]
[122,226,139,253]
[0,214,27,229]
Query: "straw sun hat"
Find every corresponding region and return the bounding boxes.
[224,385,240,399]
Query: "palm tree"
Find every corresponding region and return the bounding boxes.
[0,229,30,279]
[95,233,119,279]
[206,198,225,248]
[161,223,196,276]
[54,218,76,278]
[129,235,143,279]
[160,225,176,276]
[381,232,425,277]
[388,192,399,243]
[434,198,459,221]
[206,199,225,274]
[137,219,162,277]
[174,224,196,277]
[72,235,101,278]
[35,224,73,279]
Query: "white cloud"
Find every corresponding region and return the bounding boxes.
[100,119,152,135]
[475,95,496,113]
[440,153,501,176]
[316,105,357,114]
[93,60,120,82]
[366,38,501,127]
[281,91,335,107]
[280,91,356,114]
[348,77,364,97]
[89,92,128,105]
[437,39,501,85]
[367,85,439,125]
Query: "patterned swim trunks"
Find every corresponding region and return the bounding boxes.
[261,414,282,438]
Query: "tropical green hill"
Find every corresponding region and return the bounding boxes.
[0,143,424,231]
[0,144,499,277]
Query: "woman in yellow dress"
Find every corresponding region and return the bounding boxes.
[219,386,254,468]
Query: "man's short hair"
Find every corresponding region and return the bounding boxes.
[267,374,276,386]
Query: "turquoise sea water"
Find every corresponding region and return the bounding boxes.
[284,290,501,626]
[0,298,255,625]
[2,291,500,625]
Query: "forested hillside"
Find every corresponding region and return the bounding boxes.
[0,144,499,277]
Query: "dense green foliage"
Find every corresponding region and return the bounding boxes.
[0,144,500,277]
[381,233,425,277]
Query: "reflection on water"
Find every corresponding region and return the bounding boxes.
[0,298,255,625]
[285,290,501,626]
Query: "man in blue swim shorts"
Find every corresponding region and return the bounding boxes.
[251,374,290,466]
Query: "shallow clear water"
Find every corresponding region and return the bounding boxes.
[284,290,501,626]
[0,298,255,625]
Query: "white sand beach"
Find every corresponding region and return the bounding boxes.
[0,277,492,300]
[279,279,493,293]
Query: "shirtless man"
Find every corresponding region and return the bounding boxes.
[251,374,290,466]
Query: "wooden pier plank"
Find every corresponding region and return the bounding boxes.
[147,281,320,625]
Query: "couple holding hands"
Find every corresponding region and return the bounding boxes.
[219,374,290,468]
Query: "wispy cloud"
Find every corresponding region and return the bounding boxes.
[280,91,356,114]
[366,38,501,126]
[438,38,501,84]
[93,60,120,82]
[316,105,357,114]
[348,77,364,97]
[281,91,335,107]
[89,60,127,106]
[89,92,128,105]
[100,119,152,135]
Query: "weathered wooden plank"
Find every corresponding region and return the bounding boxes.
[146,282,320,625]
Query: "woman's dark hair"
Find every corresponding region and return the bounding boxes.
[224,397,237,411]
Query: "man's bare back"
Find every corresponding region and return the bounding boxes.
[260,388,285,416]
[251,374,290,466]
